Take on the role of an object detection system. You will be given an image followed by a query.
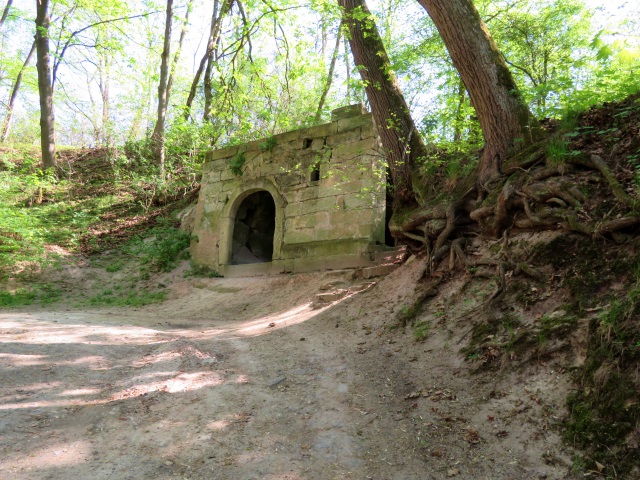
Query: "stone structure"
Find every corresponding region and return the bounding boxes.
[190,104,388,276]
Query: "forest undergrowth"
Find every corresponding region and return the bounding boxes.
[0,140,202,307]
[1,95,639,476]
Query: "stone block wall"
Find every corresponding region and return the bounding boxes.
[190,104,387,276]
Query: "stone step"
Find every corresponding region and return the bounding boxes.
[373,245,407,264]
[312,282,376,308]
[360,263,400,279]
[372,245,407,264]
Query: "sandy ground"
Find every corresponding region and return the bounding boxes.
[0,258,579,479]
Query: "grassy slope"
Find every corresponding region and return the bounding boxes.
[0,145,199,307]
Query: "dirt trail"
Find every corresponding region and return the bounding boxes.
[1,260,577,479]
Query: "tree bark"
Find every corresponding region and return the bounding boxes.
[35,0,56,170]
[339,0,428,206]
[96,42,111,146]
[152,0,174,171]
[453,78,465,143]
[0,0,12,30]
[202,54,214,123]
[1,40,35,142]
[184,0,233,121]
[166,0,193,106]
[314,22,342,123]
[416,0,543,185]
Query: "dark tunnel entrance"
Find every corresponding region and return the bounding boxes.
[231,191,276,264]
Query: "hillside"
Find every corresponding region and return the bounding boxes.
[0,95,639,478]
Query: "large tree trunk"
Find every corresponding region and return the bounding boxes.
[1,40,35,142]
[35,0,56,170]
[416,0,543,186]
[339,0,428,206]
[152,0,174,171]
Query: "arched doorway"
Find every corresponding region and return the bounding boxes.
[230,191,276,264]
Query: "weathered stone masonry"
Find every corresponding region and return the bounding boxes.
[190,104,388,276]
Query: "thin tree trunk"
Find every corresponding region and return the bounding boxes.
[340,0,428,206]
[184,0,233,121]
[203,55,214,122]
[152,0,174,171]
[166,0,193,105]
[344,35,350,104]
[185,0,219,121]
[35,0,56,170]
[416,0,543,185]
[314,23,342,124]
[1,40,35,142]
[452,77,465,143]
[0,0,12,29]
[99,54,110,146]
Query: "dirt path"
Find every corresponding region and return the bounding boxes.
[1,261,577,479]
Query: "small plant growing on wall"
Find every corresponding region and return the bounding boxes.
[259,135,277,152]
[229,152,246,176]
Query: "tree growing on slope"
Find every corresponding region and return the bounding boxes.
[35,0,56,170]
[339,0,429,206]
[416,0,544,187]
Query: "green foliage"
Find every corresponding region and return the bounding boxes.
[183,262,222,278]
[0,284,62,308]
[398,299,424,325]
[126,220,191,273]
[412,320,431,341]
[545,136,581,166]
[546,137,569,165]
[555,257,640,475]
[0,288,36,307]
[0,144,200,277]
[483,0,594,117]
[0,151,69,275]
[565,30,640,112]
[105,260,123,272]
[416,146,478,188]
[228,152,246,176]
[259,135,278,152]
[86,288,166,307]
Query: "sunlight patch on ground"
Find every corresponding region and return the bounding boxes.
[263,475,306,480]
[110,371,225,399]
[131,350,182,367]
[0,370,232,410]
[2,440,91,472]
[0,314,178,346]
[57,387,102,397]
[207,419,231,431]
[212,298,347,338]
[0,294,354,411]
[0,353,48,366]
[0,290,353,346]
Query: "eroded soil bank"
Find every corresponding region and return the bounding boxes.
[0,256,583,480]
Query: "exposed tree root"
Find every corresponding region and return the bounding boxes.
[434,204,457,251]
[596,216,640,235]
[569,154,640,210]
[391,141,639,293]
[501,141,547,175]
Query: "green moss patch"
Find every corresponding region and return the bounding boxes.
[564,281,640,476]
